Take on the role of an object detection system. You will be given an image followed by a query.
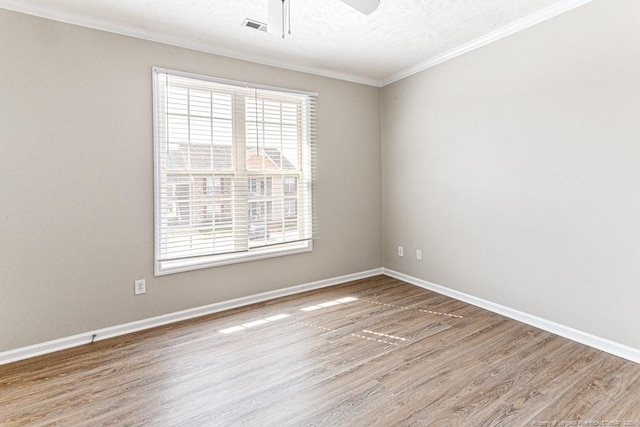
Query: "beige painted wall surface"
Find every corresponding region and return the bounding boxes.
[0,10,381,352]
[382,0,640,349]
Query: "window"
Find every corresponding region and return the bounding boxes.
[153,68,317,275]
[284,198,297,217]
[284,176,297,194]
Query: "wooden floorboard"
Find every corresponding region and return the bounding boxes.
[1,275,639,426]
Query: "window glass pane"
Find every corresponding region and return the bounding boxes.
[189,89,211,117]
[190,116,212,145]
[167,86,188,115]
[168,115,188,144]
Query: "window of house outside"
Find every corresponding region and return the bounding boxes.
[153,68,317,275]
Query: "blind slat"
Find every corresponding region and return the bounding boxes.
[154,68,317,274]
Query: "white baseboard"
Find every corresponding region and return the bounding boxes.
[5,267,638,366]
[383,268,640,364]
[0,268,384,365]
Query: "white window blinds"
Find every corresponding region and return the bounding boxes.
[153,68,317,275]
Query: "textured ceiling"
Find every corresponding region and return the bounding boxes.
[0,0,591,85]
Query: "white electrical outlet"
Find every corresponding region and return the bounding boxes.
[416,249,423,260]
[398,246,404,257]
[134,279,146,295]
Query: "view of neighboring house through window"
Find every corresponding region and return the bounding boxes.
[153,68,317,274]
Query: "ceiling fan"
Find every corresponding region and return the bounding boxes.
[254,0,380,38]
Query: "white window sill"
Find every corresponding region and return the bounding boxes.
[155,240,313,276]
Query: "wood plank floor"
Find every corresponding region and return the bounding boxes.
[1,275,639,426]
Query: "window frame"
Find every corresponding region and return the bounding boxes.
[153,68,316,276]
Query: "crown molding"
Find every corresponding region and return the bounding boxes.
[381,0,594,86]
[0,0,382,87]
[0,0,595,88]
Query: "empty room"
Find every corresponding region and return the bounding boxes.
[1,0,639,425]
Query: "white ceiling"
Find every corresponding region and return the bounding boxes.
[0,0,592,86]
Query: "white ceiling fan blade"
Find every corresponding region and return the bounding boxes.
[340,0,380,15]
[267,0,288,35]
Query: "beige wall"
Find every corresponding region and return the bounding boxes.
[3,0,639,355]
[0,9,382,352]
[382,0,640,349]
